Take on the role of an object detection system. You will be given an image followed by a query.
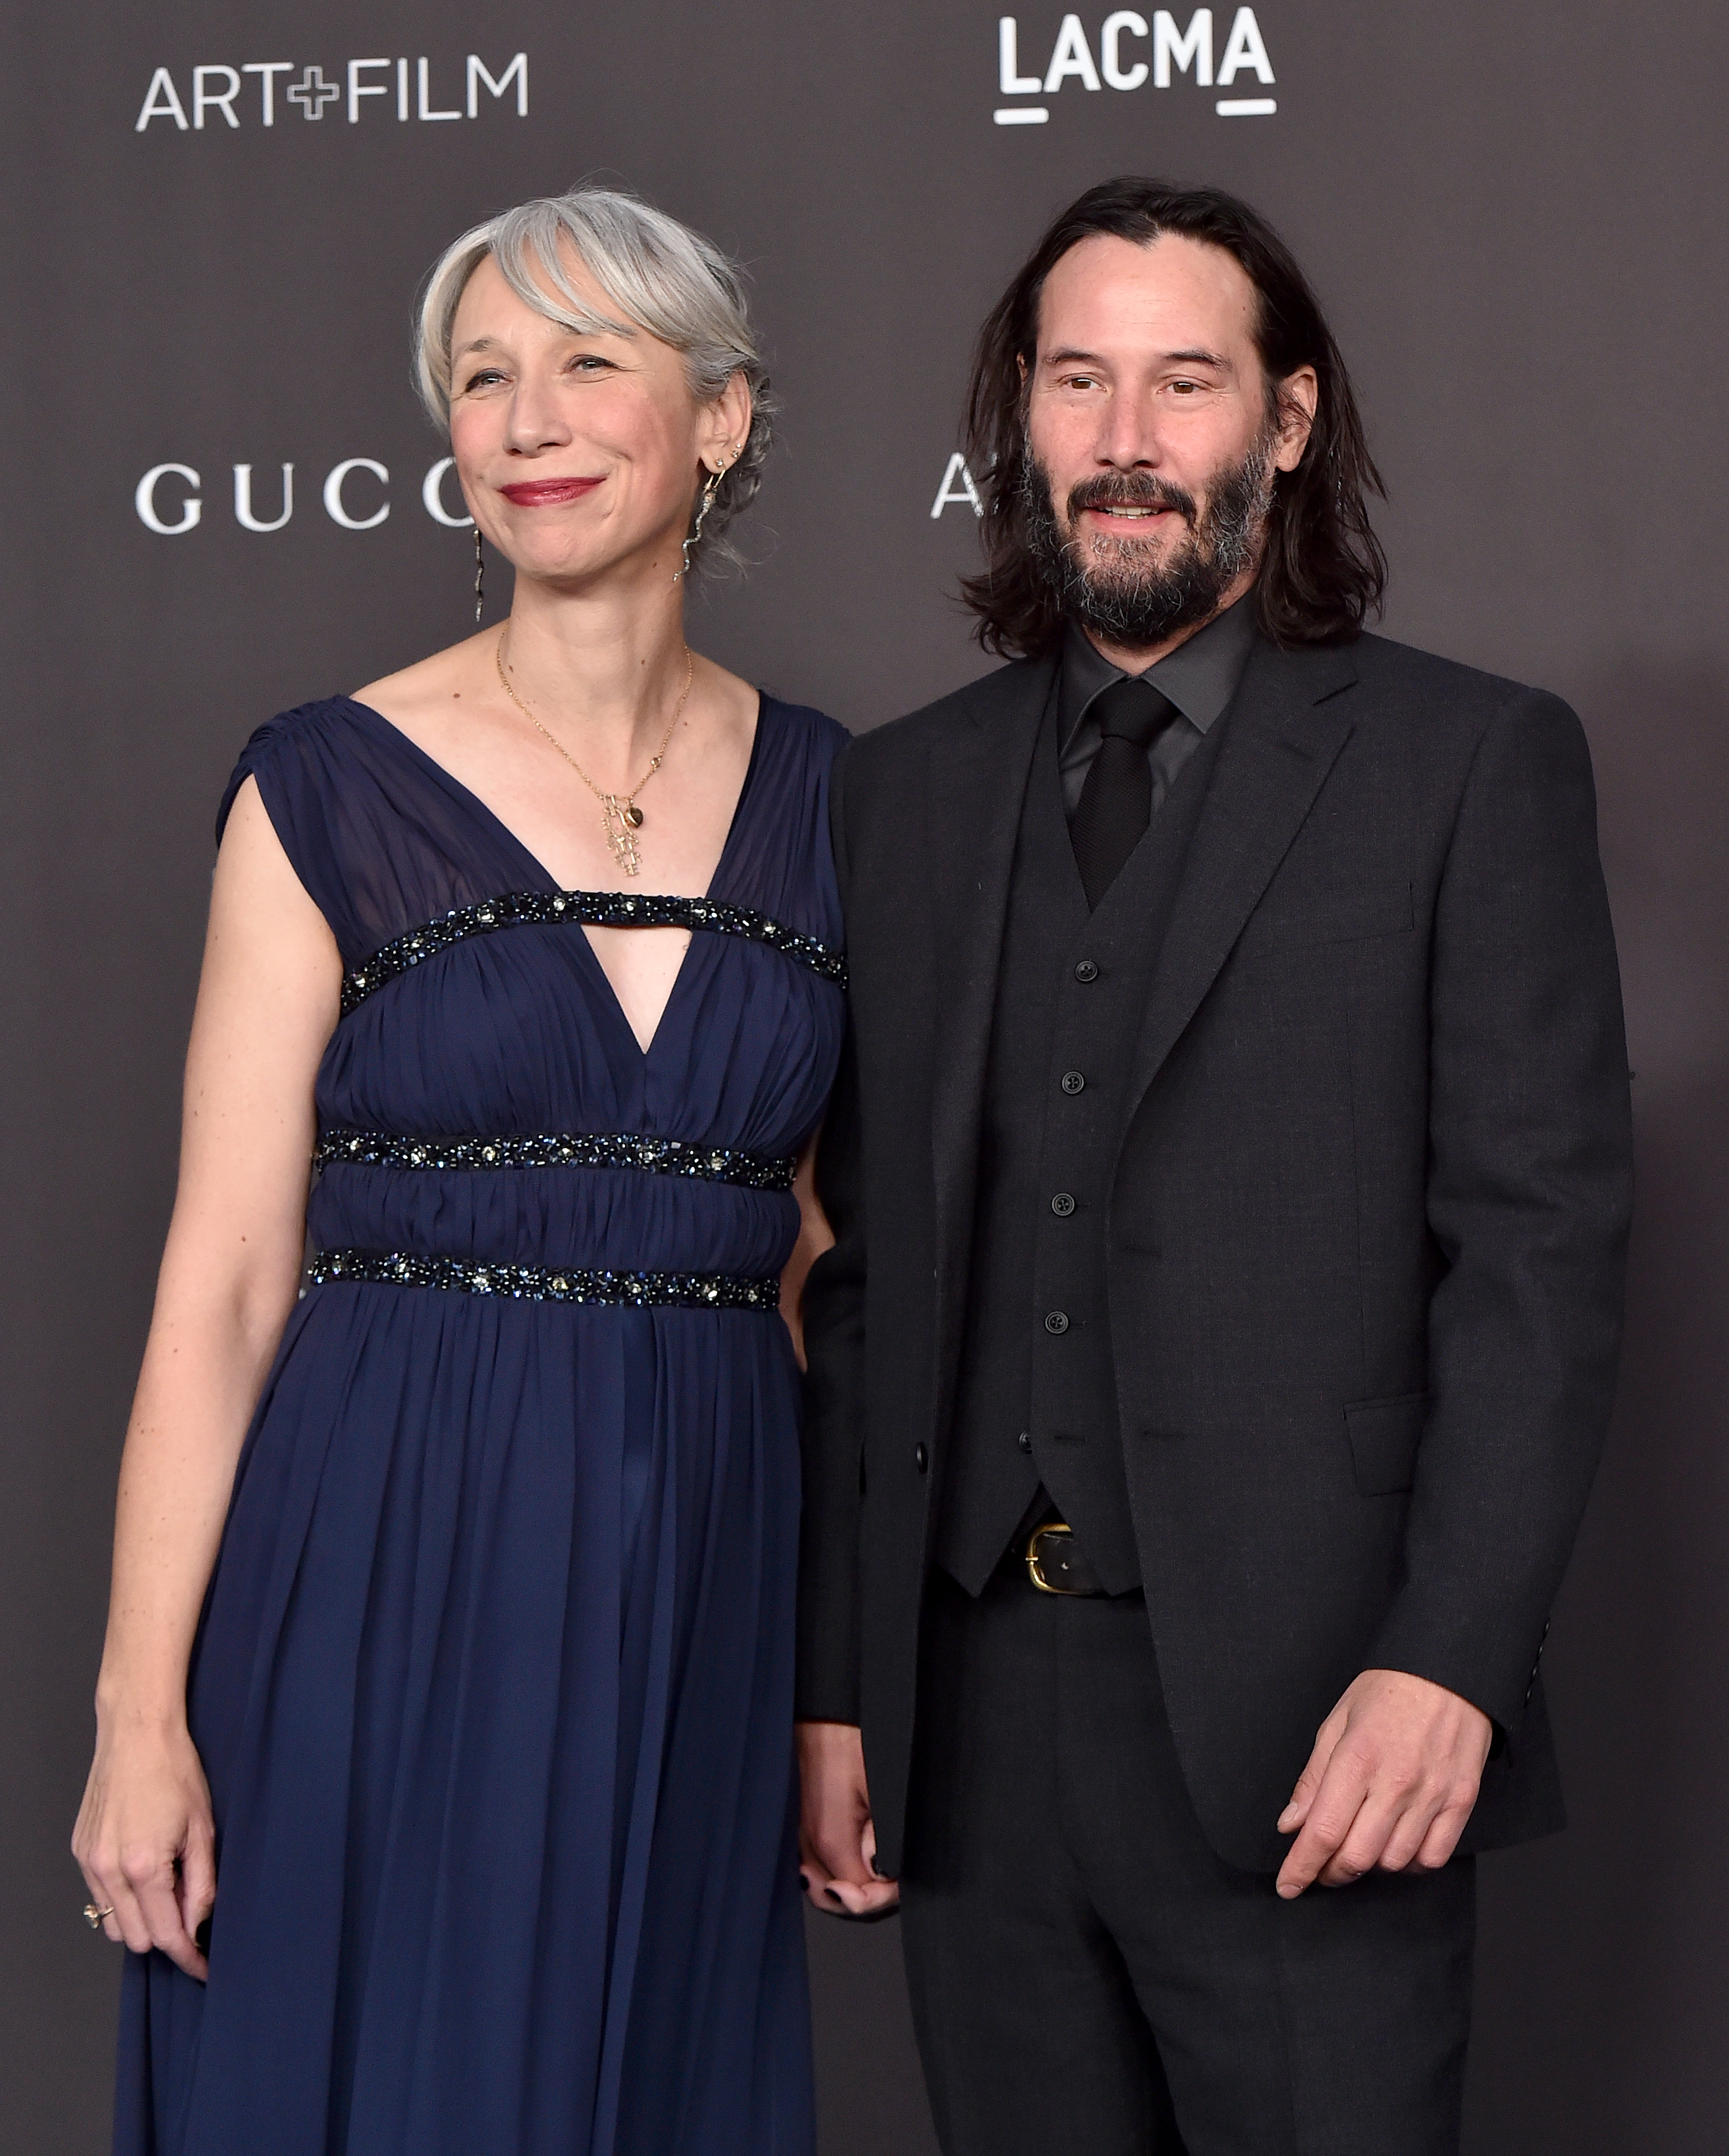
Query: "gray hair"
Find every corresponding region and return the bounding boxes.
[416,186,773,577]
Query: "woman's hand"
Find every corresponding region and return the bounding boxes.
[797,1720,900,1918]
[74,1720,217,1979]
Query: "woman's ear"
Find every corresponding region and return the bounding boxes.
[701,370,753,474]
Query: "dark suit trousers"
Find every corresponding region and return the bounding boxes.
[899,1566,1476,2156]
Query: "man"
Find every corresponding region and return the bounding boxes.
[796,177,1632,2154]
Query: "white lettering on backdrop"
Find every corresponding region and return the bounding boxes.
[992,9,1274,123]
[130,459,428,534]
[135,55,528,130]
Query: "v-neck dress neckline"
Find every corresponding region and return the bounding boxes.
[336,693,771,1062]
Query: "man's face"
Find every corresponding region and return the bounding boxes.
[1022,231,1316,653]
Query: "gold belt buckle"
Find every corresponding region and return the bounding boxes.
[1026,1521,1076,1594]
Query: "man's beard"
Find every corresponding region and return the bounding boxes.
[1020,427,1276,650]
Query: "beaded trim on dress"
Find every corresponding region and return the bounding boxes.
[340,889,847,1016]
[315,1129,797,1192]
[309,1248,781,1309]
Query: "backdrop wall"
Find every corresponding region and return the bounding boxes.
[4,2,1726,2149]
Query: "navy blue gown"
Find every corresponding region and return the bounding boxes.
[113,692,847,2156]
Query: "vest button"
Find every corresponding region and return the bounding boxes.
[1074,959,1099,983]
[1043,1310,1070,1335]
[1050,1192,1076,1216]
[914,1443,929,1473]
[1018,1430,1033,1454]
[1060,1070,1086,1095]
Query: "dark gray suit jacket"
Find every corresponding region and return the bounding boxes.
[798,631,1633,1876]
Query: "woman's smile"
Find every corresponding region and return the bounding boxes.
[498,475,605,507]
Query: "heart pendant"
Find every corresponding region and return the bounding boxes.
[623,804,644,829]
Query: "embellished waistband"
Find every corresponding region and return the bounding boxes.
[315,1128,796,1192]
[308,1248,780,1310]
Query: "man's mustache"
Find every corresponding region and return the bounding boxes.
[1065,472,1198,527]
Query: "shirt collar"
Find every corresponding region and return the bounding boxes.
[1058,592,1259,746]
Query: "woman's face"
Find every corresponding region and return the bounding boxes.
[447,248,744,592]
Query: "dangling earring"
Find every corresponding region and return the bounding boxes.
[473,528,485,625]
[674,449,733,586]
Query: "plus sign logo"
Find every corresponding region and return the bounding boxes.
[134,53,528,132]
[285,67,341,120]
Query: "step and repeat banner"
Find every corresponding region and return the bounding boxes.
[3,2,1727,2150]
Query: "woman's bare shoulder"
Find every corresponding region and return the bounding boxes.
[689,651,765,747]
[353,629,496,728]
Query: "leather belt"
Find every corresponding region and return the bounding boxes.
[1025,1520,1109,1596]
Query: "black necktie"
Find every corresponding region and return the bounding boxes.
[1069,677,1182,910]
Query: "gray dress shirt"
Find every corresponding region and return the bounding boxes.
[1056,593,1259,819]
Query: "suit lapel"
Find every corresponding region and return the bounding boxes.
[928,657,1055,1406]
[1122,640,1359,1122]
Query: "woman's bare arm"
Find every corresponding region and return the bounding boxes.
[72,779,340,1977]
[779,1127,835,1372]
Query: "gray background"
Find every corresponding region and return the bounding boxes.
[3,1,1725,2149]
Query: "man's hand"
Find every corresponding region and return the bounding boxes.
[797,1720,900,1918]
[1275,1669,1492,1900]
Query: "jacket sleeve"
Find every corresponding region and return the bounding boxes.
[1367,688,1633,1732]
[796,752,867,1723]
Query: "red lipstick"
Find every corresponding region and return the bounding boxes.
[499,477,603,507]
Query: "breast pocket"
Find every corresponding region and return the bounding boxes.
[1344,1390,1429,1496]
[1238,880,1414,958]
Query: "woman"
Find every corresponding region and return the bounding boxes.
[73,186,844,2156]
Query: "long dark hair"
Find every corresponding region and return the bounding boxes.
[960,177,1386,657]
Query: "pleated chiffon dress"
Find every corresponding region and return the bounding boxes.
[113,692,847,2156]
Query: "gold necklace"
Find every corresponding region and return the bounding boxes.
[494,631,693,878]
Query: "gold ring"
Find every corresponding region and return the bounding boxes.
[83,1902,115,1931]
